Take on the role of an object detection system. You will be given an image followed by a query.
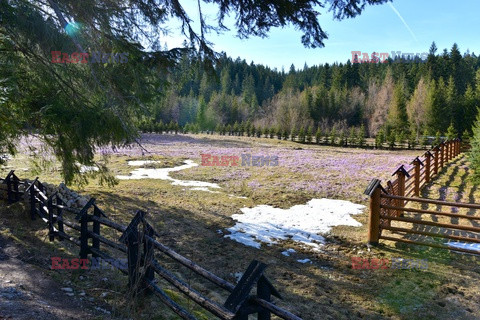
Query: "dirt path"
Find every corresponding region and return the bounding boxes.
[0,235,109,320]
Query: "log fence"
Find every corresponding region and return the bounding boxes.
[364,139,480,255]
[0,172,302,320]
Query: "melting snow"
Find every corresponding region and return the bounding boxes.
[446,241,480,253]
[225,199,365,251]
[127,160,160,166]
[297,258,312,264]
[281,249,296,256]
[79,165,99,173]
[117,160,221,190]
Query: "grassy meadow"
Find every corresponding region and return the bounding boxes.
[1,133,479,319]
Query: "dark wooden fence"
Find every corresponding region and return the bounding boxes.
[0,172,302,320]
[364,139,480,255]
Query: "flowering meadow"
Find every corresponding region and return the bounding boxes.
[98,133,419,205]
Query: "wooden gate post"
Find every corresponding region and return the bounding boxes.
[433,146,439,175]
[424,151,433,183]
[364,179,383,245]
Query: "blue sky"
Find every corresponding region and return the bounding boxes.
[165,0,480,70]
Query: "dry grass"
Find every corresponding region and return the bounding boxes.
[1,134,479,319]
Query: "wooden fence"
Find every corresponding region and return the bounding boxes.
[0,171,302,320]
[364,139,480,255]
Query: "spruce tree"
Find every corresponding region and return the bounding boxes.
[315,127,322,144]
[446,123,457,140]
[299,127,306,143]
[306,127,313,143]
[358,125,366,147]
[291,126,297,142]
[468,110,480,183]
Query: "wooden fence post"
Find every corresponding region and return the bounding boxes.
[119,211,145,291]
[75,198,96,260]
[6,170,13,204]
[92,205,101,257]
[365,179,382,245]
[47,195,55,242]
[433,146,439,175]
[142,221,155,294]
[440,142,445,168]
[26,178,38,220]
[394,165,409,215]
[412,157,424,197]
[257,276,272,320]
[424,151,433,183]
[57,197,64,241]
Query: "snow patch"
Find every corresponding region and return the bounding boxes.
[297,259,312,264]
[127,160,160,166]
[225,198,365,251]
[117,160,221,190]
[281,249,296,257]
[79,165,99,173]
[446,241,480,253]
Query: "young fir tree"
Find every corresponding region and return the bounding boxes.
[276,126,282,140]
[239,122,245,136]
[283,128,289,140]
[250,124,256,137]
[315,127,322,144]
[349,127,356,147]
[446,122,457,140]
[434,131,442,146]
[468,110,480,183]
[330,127,337,145]
[396,131,405,148]
[375,129,385,148]
[299,127,306,143]
[306,126,313,143]
[407,130,417,149]
[462,130,471,147]
[358,125,366,147]
[269,127,275,139]
[256,126,262,138]
[246,121,252,137]
[226,124,232,136]
[421,129,430,149]
[339,130,346,146]
[263,126,269,138]
[290,126,297,142]
[215,124,222,135]
[388,130,396,149]
[233,121,239,136]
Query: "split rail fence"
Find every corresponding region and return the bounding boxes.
[0,171,302,320]
[364,139,480,255]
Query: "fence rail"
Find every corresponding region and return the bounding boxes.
[0,171,303,320]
